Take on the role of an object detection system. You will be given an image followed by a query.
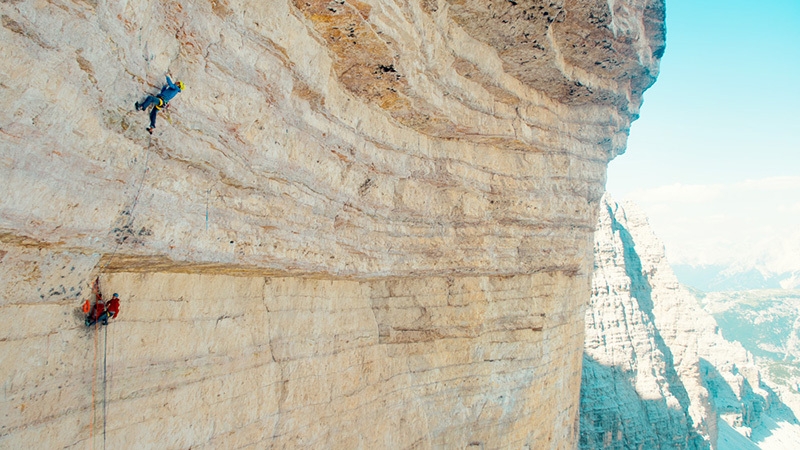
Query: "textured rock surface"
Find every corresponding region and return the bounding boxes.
[581,197,698,448]
[0,0,665,277]
[0,0,664,448]
[582,195,713,449]
[581,195,800,449]
[3,271,587,448]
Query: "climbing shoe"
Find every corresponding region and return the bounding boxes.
[135,101,142,111]
[146,127,154,135]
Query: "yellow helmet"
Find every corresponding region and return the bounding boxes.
[177,80,185,90]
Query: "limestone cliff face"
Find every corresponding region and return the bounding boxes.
[581,196,788,449]
[581,196,711,449]
[0,1,664,448]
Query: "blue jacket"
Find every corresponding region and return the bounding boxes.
[159,76,181,103]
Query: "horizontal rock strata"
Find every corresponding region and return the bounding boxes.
[0,0,664,276]
[3,269,587,448]
[0,0,664,448]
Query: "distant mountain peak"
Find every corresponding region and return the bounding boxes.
[581,194,800,448]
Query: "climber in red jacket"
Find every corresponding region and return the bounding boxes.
[104,294,120,323]
[97,293,121,326]
[85,293,120,326]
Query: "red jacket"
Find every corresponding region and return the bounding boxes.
[92,301,105,321]
[106,297,120,319]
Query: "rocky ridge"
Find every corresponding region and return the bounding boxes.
[1,1,664,448]
[581,195,800,449]
[701,289,800,445]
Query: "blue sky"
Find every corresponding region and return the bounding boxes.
[607,0,800,275]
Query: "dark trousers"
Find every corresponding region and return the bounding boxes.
[97,310,115,325]
[140,95,164,128]
[86,310,115,326]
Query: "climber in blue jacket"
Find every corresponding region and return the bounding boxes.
[135,76,184,134]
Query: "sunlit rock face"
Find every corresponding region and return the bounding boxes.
[581,196,787,449]
[0,1,663,448]
[582,196,715,449]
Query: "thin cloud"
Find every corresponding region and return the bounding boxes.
[625,176,800,205]
[612,176,800,274]
[626,183,724,204]
[737,176,800,191]
[778,202,800,213]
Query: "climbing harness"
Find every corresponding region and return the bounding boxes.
[153,97,165,110]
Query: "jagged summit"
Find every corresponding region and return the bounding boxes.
[582,194,800,449]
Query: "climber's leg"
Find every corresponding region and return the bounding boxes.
[137,95,158,111]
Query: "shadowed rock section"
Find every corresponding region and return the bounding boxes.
[1,1,664,448]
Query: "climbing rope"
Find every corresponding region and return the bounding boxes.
[123,136,154,232]
[91,320,98,450]
[87,319,110,449]
[86,306,112,449]
[100,135,154,272]
[85,40,153,448]
[103,323,109,450]
[87,83,155,447]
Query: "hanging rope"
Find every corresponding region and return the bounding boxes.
[100,135,154,272]
[84,276,107,449]
[86,38,152,448]
[90,318,98,450]
[128,137,153,223]
[103,323,109,450]
[86,319,111,449]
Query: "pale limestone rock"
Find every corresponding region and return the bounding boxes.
[0,1,664,448]
[582,195,709,449]
[2,269,587,448]
[0,0,665,276]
